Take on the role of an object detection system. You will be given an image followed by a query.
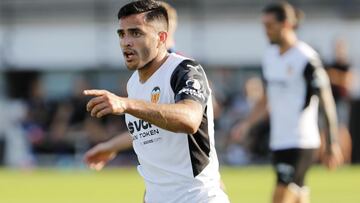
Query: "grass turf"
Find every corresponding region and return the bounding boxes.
[0,165,359,203]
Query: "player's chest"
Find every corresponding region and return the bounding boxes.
[264,56,303,86]
[128,81,174,104]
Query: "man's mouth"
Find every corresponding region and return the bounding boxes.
[124,50,136,61]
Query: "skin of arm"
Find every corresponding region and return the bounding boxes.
[318,75,338,153]
[244,94,268,127]
[125,98,203,134]
[84,89,203,135]
[315,67,344,169]
[84,131,132,171]
[231,94,268,141]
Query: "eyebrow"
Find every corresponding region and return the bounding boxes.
[117,27,143,33]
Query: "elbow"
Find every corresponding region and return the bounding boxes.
[174,104,203,134]
[183,124,199,134]
[180,117,202,134]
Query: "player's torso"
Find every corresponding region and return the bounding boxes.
[124,54,226,203]
[263,43,320,150]
[125,53,196,180]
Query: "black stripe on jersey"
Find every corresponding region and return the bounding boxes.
[187,106,211,177]
[170,60,210,109]
[170,59,211,177]
[303,57,329,109]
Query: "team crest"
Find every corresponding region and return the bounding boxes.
[151,87,161,103]
[287,66,293,76]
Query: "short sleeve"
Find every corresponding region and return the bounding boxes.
[304,57,330,92]
[170,60,210,108]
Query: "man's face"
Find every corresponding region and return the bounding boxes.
[262,13,284,44]
[118,13,161,70]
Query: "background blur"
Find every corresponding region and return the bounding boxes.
[0,0,360,169]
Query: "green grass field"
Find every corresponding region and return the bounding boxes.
[0,165,359,203]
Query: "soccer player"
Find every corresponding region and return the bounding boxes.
[83,1,230,202]
[235,2,344,203]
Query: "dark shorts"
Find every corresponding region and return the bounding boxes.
[272,148,316,187]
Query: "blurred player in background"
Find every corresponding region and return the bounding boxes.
[233,2,343,203]
[83,1,229,202]
[160,1,178,53]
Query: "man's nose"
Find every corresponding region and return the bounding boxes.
[120,36,133,47]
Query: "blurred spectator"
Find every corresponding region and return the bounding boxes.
[0,98,32,168]
[227,76,268,165]
[23,78,54,153]
[160,1,178,53]
[49,77,100,144]
[47,77,115,165]
[1,73,34,168]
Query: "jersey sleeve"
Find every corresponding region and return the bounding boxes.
[303,56,330,108]
[304,56,330,92]
[170,60,210,108]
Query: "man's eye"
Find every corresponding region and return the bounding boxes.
[117,31,125,38]
[132,31,142,37]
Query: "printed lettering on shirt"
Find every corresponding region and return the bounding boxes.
[127,119,161,145]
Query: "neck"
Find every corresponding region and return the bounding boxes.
[279,30,297,55]
[138,50,169,83]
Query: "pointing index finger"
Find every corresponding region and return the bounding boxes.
[83,89,108,96]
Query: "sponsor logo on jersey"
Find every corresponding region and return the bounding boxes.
[179,79,205,101]
[128,120,153,134]
[127,119,160,143]
[186,79,202,90]
[151,86,161,103]
[187,64,202,72]
[287,66,293,76]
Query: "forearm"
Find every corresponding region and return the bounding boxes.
[125,98,202,134]
[319,88,338,151]
[106,132,133,153]
[83,89,203,134]
[245,95,268,126]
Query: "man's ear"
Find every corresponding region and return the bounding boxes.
[159,31,168,44]
[283,19,295,29]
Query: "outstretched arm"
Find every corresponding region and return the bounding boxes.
[125,98,203,134]
[84,60,210,135]
[84,89,203,134]
[84,131,132,170]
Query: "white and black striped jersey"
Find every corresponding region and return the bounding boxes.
[125,53,228,203]
[262,41,330,150]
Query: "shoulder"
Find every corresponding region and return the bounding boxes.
[126,71,139,94]
[169,52,200,69]
[294,41,320,62]
[176,59,202,71]
[264,45,278,58]
[170,58,209,92]
[263,45,279,64]
[171,58,205,81]
[127,71,138,85]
